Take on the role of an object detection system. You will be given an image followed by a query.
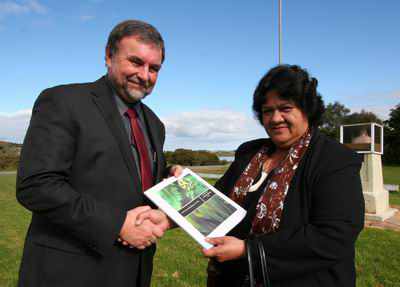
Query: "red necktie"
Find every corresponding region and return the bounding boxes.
[125,108,153,192]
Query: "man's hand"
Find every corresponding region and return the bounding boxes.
[202,236,246,262]
[135,209,173,232]
[119,206,164,250]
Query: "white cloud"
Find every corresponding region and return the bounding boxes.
[162,109,266,150]
[390,90,400,99]
[27,0,46,13]
[0,109,32,143]
[0,109,31,117]
[0,0,47,16]
[80,15,95,21]
[0,108,267,150]
[365,90,400,102]
[350,105,392,121]
[347,90,400,120]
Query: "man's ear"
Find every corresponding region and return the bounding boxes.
[105,47,112,68]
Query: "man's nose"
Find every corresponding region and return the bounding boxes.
[137,65,150,82]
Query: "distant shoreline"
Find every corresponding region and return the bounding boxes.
[0,171,16,175]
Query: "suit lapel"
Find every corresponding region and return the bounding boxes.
[90,76,141,185]
[141,104,164,183]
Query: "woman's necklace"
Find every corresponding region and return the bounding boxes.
[248,150,288,192]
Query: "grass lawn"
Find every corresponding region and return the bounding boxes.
[383,165,400,206]
[356,228,400,286]
[390,192,400,206]
[0,175,31,287]
[383,165,400,186]
[1,174,400,287]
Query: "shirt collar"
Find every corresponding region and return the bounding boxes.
[111,87,142,117]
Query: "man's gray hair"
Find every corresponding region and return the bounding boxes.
[106,20,165,62]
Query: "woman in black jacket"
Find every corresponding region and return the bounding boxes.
[203,65,365,287]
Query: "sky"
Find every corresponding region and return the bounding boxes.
[0,0,399,150]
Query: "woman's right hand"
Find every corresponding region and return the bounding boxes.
[202,236,246,262]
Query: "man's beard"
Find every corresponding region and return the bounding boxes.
[125,87,148,102]
[123,75,152,102]
[108,73,153,103]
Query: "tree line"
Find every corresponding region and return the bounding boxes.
[0,102,399,170]
[163,102,400,167]
[319,102,400,165]
[0,142,21,170]
[164,149,228,166]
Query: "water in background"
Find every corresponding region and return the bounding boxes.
[197,173,222,179]
[218,156,234,162]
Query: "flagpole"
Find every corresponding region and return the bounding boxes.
[278,0,282,64]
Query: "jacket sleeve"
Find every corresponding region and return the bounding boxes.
[16,89,126,256]
[214,162,237,195]
[214,141,253,195]
[248,156,365,281]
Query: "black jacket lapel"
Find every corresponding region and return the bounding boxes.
[141,103,164,183]
[90,76,141,184]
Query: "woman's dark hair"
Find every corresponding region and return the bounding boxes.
[252,64,325,127]
[106,19,165,63]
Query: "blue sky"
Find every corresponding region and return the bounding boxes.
[0,0,399,149]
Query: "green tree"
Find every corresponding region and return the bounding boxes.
[343,110,382,125]
[320,102,383,141]
[383,104,400,165]
[173,149,195,165]
[164,149,223,166]
[320,101,350,139]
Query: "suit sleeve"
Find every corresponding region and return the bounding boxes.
[248,157,365,282]
[16,89,126,256]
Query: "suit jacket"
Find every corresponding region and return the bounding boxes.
[213,130,365,287]
[16,76,166,287]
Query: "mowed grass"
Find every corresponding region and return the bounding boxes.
[356,228,400,286]
[383,165,400,206]
[0,175,31,287]
[390,192,400,206]
[1,174,400,287]
[152,229,207,287]
[383,165,400,186]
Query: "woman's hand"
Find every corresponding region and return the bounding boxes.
[202,236,246,262]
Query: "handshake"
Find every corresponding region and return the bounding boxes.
[118,206,172,250]
[118,165,182,250]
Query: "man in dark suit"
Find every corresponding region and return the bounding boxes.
[16,20,176,287]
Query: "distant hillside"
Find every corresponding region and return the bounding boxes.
[0,141,22,171]
[214,150,235,157]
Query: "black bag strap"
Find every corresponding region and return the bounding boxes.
[257,240,271,287]
[246,240,255,287]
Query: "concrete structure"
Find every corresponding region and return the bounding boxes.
[361,153,397,221]
[341,123,397,221]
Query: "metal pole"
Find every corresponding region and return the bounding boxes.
[278,0,282,64]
